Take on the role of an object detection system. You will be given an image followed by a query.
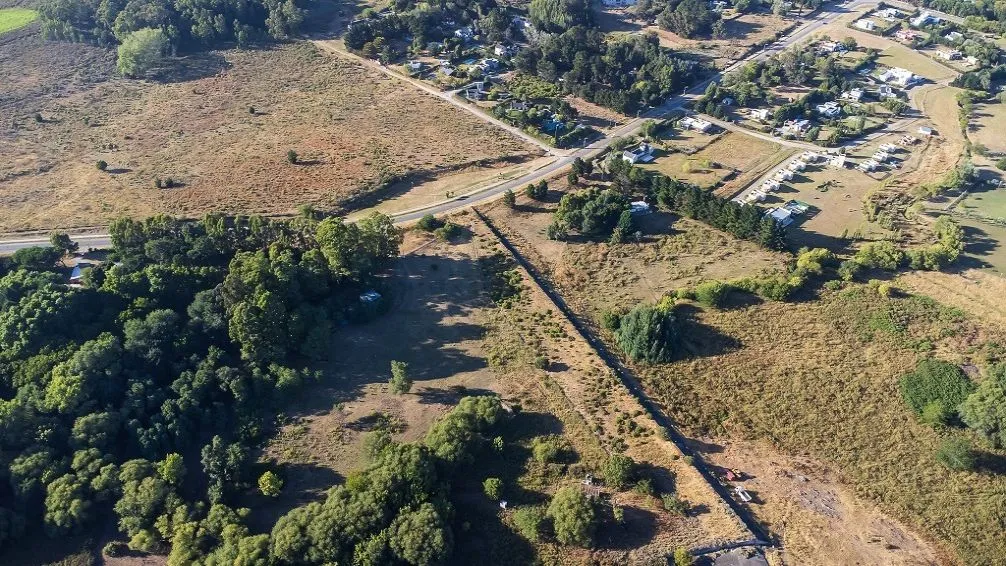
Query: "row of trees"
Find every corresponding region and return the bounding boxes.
[38,0,308,49]
[0,210,402,553]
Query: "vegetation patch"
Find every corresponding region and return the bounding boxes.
[0,8,37,35]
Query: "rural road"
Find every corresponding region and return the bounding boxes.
[0,0,951,253]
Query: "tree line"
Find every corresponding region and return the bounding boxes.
[0,210,401,555]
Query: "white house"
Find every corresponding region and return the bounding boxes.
[841,88,864,102]
[895,29,920,42]
[782,119,811,135]
[880,143,900,153]
[945,31,964,43]
[681,116,713,133]
[873,150,890,162]
[965,55,981,67]
[775,169,795,181]
[858,159,879,172]
[816,100,842,118]
[878,67,917,87]
[762,179,782,192]
[877,85,897,99]
[494,44,516,57]
[750,108,772,121]
[622,143,655,164]
[918,126,934,136]
[855,19,877,31]
[787,160,806,172]
[878,7,900,19]
[454,27,475,41]
[406,60,424,74]
[630,201,652,215]
[911,11,940,27]
[817,41,845,54]
[829,154,848,168]
[766,207,795,227]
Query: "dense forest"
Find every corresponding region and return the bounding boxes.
[0,211,407,558]
[37,0,310,49]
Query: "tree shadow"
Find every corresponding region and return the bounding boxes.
[674,304,742,359]
[154,51,233,84]
[596,503,660,550]
[106,167,133,174]
[415,385,495,405]
[243,462,343,533]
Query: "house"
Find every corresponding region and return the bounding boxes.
[680,116,713,133]
[855,19,877,32]
[879,143,900,152]
[829,154,848,168]
[878,7,900,19]
[841,88,864,102]
[858,159,879,172]
[405,60,424,74]
[918,126,934,136]
[782,119,811,135]
[512,16,532,31]
[911,11,940,27]
[630,201,652,215]
[766,207,795,227]
[775,169,794,181]
[965,55,980,67]
[440,64,456,76]
[69,263,91,284]
[936,48,962,61]
[465,81,490,100]
[510,101,530,111]
[895,29,920,41]
[622,143,655,164]
[801,151,825,163]
[477,58,500,73]
[945,31,964,43]
[877,84,897,99]
[750,108,772,121]
[878,67,917,87]
[817,40,845,54]
[787,160,806,172]
[815,100,842,118]
[873,150,890,162]
[454,27,475,41]
[744,190,768,203]
[710,0,728,11]
[494,44,516,57]
[762,179,782,192]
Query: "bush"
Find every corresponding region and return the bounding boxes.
[389,360,412,394]
[103,541,127,557]
[258,470,284,497]
[838,259,861,281]
[96,160,108,171]
[935,437,976,471]
[547,486,596,547]
[287,149,298,164]
[899,360,975,422]
[525,180,548,201]
[417,214,442,232]
[996,158,1006,171]
[960,365,1006,448]
[613,303,678,364]
[483,477,503,501]
[511,506,545,541]
[672,547,695,566]
[434,222,462,241]
[601,454,635,490]
[502,189,516,209]
[854,241,904,271]
[531,435,569,464]
[600,310,622,332]
[692,280,730,308]
[633,478,655,497]
[661,493,688,515]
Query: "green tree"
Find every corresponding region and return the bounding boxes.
[483,477,503,501]
[49,233,79,256]
[201,436,250,503]
[258,471,284,497]
[673,547,695,566]
[117,28,168,77]
[529,0,591,33]
[613,303,678,364]
[692,280,730,308]
[961,365,1006,447]
[388,502,453,565]
[287,149,298,164]
[502,189,517,209]
[602,454,635,490]
[511,506,545,541]
[547,486,596,547]
[900,360,975,422]
[389,360,412,394]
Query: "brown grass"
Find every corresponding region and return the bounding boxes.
[0,42,537,232]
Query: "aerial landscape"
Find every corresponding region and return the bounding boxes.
[1,0,1006,564]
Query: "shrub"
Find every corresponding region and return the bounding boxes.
[96,160,108,171]
[417,214,442,232]
[531,435,569,464]
[613,303,678,364]
[661,493,688,515]
[547,486,596,547]
[434,222,462,241]
[600,310,622,332]
[935,437,976,471]
[601,454,635,490]
[525,180,548,200]
[483,477,503,501]
[672,547,695,566]
[960,365,1006,448]
[103,541,127,557]
[389,360,412,394]
[502,189,516,209]
[899,360,975,422]
[692,280,730,308]
[511,506,545,541]
[287,149,298,164]
[838,259,861,281]
[633,478,655,497]
[997,158,1006,171]
[854,241,904,270]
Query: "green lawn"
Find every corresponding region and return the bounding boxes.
[0,8,38,36]
[956,187,1006,223]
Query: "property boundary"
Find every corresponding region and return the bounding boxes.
[473,208,774,553]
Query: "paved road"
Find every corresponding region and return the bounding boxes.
[0,0,908,253]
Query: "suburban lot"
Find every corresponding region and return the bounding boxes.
[0,38,537,232]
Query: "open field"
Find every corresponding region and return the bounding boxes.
[261,214,750,561]
[970,102,1006,155]
[642,131,790,192]
[954,186,1006,222]
[0,40,538,232]
[0,7,35,35]
[482,193,974,563]
[877,46,959,84]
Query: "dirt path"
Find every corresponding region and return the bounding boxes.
[700,439,949,566]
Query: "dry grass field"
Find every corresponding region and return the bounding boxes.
[642,131,789,193]
[260,214,749,562]
[970,101,1006,155]
[0,40,537,232]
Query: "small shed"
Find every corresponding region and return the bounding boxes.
[630,201,652,215]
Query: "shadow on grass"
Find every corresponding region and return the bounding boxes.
[675,303,742,358]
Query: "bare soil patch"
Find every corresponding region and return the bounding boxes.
[0,42,537,231]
